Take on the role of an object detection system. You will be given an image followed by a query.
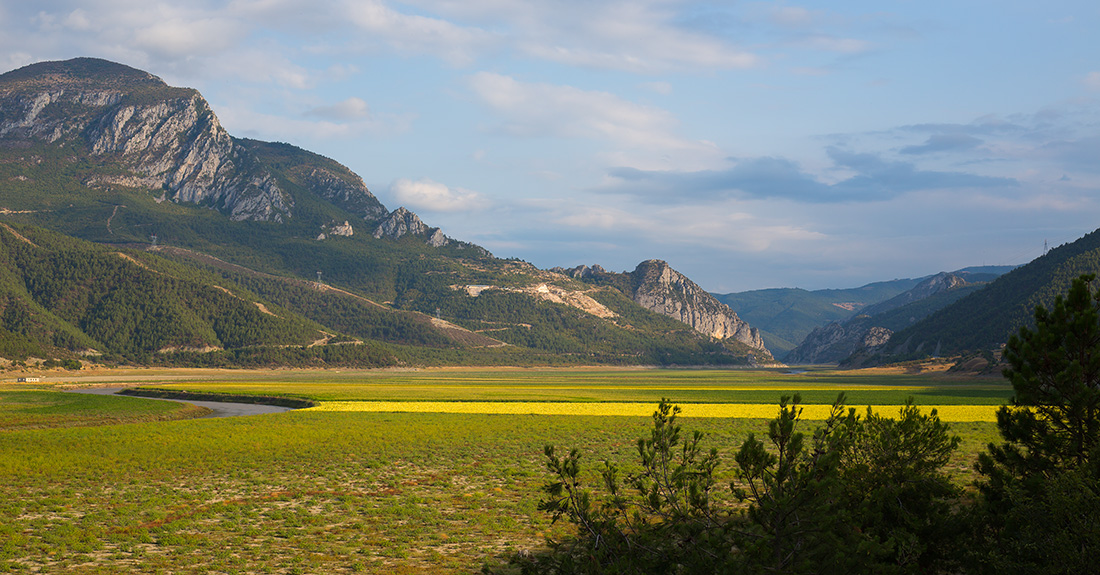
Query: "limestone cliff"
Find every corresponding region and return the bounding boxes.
[235,139,387,222]
[0,58,292,222]
[630,260,768,352]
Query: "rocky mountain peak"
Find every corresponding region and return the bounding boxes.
[0,58,292,223]
[0,58,165,91]
[629,259,768,353]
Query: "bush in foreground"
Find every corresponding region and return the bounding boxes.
[504,394,961,574]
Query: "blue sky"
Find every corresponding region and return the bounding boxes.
[2,1,1098,292]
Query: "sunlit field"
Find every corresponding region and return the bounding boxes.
[0,367,1010,573]
[113,366,1012,405]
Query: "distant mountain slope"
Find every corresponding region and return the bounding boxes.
[786,273,988,364]
[875,229,1100,360]
[713,278,921,358]
[715,266,1016,359]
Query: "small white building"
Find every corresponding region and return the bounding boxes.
[17,377,41,383]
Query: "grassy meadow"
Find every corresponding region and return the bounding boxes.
[0,367,1011,574]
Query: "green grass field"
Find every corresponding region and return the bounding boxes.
[0,388,209,430]
[113,367,1013,406]
[0,368,1011,574]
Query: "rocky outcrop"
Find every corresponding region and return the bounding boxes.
[0,58,292,222]
[370,207,491,255]
[300,166,387,221]
[862,326,893,348]
[515,283,617,319]
[550,264,609,279]
[373,207,448,244]
[630,259,767,352]
[785,318,891,365]
[317,220,354,240]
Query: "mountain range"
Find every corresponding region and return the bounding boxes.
[0,57,773,367]
[1,57,1096,370]
[716,266,1014,361]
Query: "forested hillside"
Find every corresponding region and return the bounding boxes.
[878,228,1100,359]
[0,223,320,362]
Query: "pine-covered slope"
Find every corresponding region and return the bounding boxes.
[0,222,321,361]
[874,229,1100,360]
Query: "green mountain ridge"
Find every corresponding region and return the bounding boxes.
[871,229,1100,361]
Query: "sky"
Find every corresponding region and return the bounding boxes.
[2,1,1099,293]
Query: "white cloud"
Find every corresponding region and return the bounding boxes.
[549,203,652,231]
[133,17,241,58]
[63,9,92,30]
[516,2,757,72]
[304,97,371,121]
[640,81,672,95]
[342,0,493,66]
[521,196,831,269]
[801,35,873,54]
[468,72,722,169]
[468,72,674,142]
[396,0,758,72]
[771,6,818,27]
[390,177,488,212]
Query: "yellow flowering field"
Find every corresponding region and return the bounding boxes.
[306,401,1000,422]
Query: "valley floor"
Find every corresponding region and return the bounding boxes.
[1,366,1008,573]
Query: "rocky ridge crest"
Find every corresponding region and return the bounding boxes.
[373,207,450,247]
[630,259,768,352]
[0,58,292,222]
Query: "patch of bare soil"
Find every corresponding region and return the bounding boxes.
[114,251,152,270]
[254,301,277,316]
[515,284,617,319]
[0,222,38,247]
